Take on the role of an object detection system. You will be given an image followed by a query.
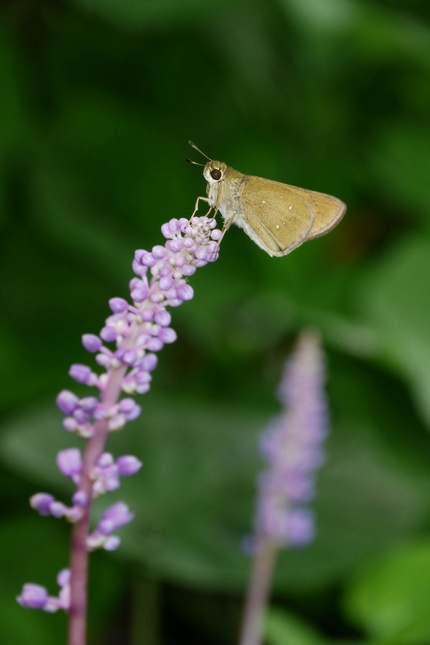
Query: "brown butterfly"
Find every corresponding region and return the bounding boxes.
[188,141,346,256]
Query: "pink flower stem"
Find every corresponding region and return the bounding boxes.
[67,361,129,645]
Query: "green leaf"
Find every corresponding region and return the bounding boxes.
[357,235,430,428]
[0,517,69,644]
[0,23,33,160]
[69,0,245,29]
[265,607,326,645]
[372,125,430,224]
[344,541,430,644]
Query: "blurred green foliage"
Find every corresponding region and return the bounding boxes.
[1,0,430,643]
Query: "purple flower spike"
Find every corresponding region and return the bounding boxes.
[253,330,328,548]
[20,215,222,622]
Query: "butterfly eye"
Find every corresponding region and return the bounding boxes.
[210,168,222,180]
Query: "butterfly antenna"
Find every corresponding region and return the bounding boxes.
[186,158,205,166]
[188,140,212,161]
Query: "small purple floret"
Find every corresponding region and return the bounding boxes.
[69,364,93,384]
[117,455,142,476]
[99,502,135,534]
[30,493,55,516]
[56,449,82,479]
[17,568,71,613]
[82,334,102,352]
[56,390,79,415]
[109,297,128,313]
[17,584,49,610]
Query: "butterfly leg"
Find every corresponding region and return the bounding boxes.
[207,206,218,222]
[216,212,237,248]
[190,196,211,221]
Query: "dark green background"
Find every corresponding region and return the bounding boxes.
[1,1,430,643]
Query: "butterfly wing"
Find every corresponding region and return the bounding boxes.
[237,176,315,257]
[289,186,346,241]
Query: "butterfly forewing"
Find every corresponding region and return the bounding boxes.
[238,177,315,256]
[293,187,346,241]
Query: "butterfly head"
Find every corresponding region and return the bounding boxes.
[203,161,227,186]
